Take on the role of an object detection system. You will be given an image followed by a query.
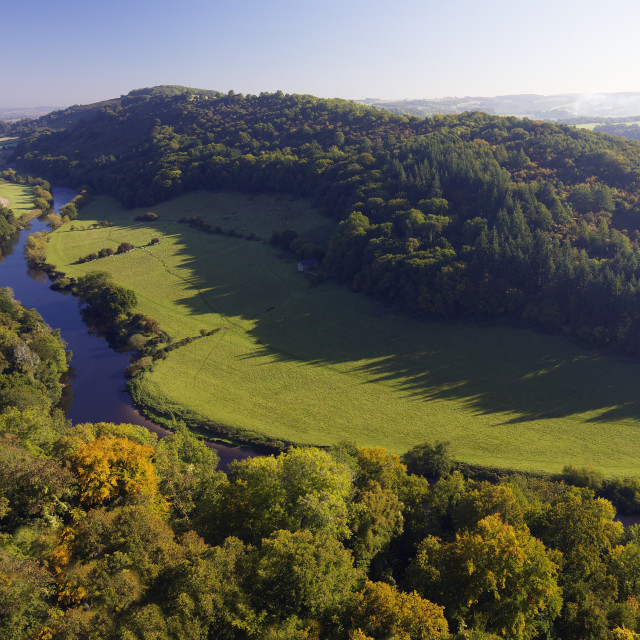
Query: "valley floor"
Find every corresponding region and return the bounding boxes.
[45,190,640,475]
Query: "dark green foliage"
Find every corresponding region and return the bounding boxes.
[560,464,605,491]
[135,211,159,221]
[59,202,78,220]
[74,271,137,321]
[402,440,453,479]
[601,477,640,515]
[0,437,74,530]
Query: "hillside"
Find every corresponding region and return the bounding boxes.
[13,86,640,358]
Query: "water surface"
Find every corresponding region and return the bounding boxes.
[0,185,253,468]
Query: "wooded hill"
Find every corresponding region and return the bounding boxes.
[13,85,640,354]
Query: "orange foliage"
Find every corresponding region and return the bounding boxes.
[71,436,165,513]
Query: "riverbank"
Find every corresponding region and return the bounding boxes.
[41,189,640,477]
[0,181,256,468]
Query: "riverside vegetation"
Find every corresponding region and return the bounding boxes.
[8,86,640,638]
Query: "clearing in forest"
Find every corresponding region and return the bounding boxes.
[45,189,640,476]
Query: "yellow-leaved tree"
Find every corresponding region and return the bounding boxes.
[72,435,166,514]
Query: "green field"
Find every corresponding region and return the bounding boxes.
[45,190,640,475]
[0,180,38,220]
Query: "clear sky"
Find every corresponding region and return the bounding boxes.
[4,0,640,108]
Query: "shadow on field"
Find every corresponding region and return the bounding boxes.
[168,229,640,426]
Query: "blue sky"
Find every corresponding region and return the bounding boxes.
[4,0,640,107]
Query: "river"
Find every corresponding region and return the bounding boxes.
[0,185,254,468]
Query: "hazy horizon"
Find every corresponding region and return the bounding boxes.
[5,0,640,109]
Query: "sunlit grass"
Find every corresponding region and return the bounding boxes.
[0,180,37,220]
[46,190,640,476]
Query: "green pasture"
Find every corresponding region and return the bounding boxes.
[46,190,640,476]
[0,180,37,220]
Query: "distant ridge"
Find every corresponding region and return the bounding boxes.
[359,92,640,122]
[0,106,60,121]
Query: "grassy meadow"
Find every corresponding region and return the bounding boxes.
[0,180,39,221]
[45,190,640,475]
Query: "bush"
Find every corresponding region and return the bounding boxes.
[559,464,604,490]
[600,477,640,514]
[128,333,148,351]
[135,211,159,221]
[402,441,453,479]
[34,197,50,212]
[25,232,48,267]
[117,242,135,254]
[60,203,78,220]
[126,356,153,378]
[50,277,72,291]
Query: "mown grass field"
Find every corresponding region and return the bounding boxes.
[0,180,38,220]
[45,190,640,475]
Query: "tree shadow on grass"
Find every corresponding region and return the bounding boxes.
[158,227,640,427]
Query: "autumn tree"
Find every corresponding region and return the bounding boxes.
[409,515,562,639]
[350,579,449,639]
[71,435,166,513]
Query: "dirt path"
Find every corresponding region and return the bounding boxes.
[0,197,9,208]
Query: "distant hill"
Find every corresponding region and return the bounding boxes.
[30,85,222,131]
[0,106,60,122]
[13,85,640,357]
[360,92,640,122]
